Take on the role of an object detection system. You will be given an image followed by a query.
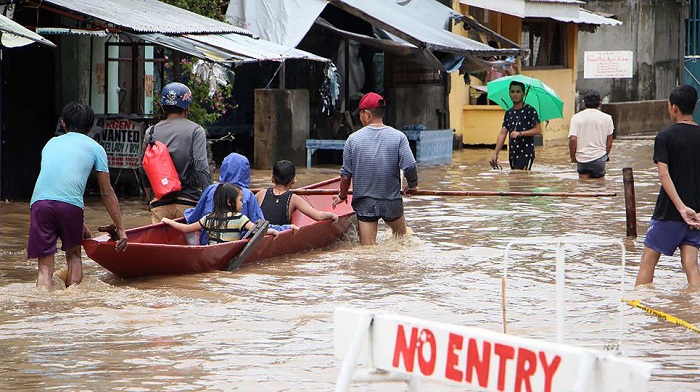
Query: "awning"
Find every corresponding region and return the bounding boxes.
[226,0,520,59]
[329,0,520,57]
[0,14,56,48]
[553,9,623,26]
[186,34,329,63]
[133,33,330,64]
[459,0,621,26]
[35,0,252,35]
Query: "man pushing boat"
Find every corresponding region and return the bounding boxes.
[332,92,418,245]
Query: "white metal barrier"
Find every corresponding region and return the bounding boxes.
[334,307,652,392]
[502,238,626,347]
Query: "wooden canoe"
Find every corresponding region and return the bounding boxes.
[83,177,355,279]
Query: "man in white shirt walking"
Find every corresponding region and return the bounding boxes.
[568,90,614,179]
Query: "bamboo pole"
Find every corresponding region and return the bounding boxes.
[250,188,617,198]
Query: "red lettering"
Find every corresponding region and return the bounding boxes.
[494,343,515,391]
[392,325,418,372]
[445,333,463,381]
[417,329,436,376]
[466,338,491,388]
[539,352,561,392]
[515,348,537,392]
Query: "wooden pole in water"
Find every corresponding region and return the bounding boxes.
[249,188,618,198]
[623,167,637,237]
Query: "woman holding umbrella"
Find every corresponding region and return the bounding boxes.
[487,75,564,170]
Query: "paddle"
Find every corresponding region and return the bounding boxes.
[249,188,617,198]
[227,220,269,271]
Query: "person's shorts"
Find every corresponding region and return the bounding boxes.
[509,155,534,170]
[27,200,84,259]
[644,219,700,256]
[148,197,198,224]
[352,197,404,223]
[577,155,607,178]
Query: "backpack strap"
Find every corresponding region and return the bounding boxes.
[147,124,156,145]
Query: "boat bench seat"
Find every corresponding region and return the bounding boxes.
[305,139,346,169]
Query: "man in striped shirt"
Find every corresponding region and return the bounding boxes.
[332,92,418,245]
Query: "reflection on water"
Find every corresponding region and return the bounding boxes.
[1,138,698,390]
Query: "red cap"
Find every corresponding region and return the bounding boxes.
[354,92,385,115]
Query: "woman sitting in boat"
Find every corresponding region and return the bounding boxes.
[163,183,279,244]
[255,160,339,230]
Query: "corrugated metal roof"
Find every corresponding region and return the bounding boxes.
[329,0,520,56]
[551,8,623,26]
[43,0,252,35]
[134,33,329,64]
[0,14,56,47]
[186,34,329,63]
[460,0,622,26]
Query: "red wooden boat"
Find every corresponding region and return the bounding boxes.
[83,177,355,279]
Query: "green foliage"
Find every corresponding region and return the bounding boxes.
[159,0,228,21]
[157,0,235,129]
[160,56,235,128]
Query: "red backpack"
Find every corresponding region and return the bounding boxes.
[141,126,181,199]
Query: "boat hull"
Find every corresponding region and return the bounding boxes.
[83,178,355,279]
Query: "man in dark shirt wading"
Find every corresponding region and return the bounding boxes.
[635,84,700,287]
[490,81,542,170]
[332,92,418,245]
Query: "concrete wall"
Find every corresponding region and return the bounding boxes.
[601,100,671,135]
[253,89,310,170]
[386,85,446,130]
[577,0,685,103]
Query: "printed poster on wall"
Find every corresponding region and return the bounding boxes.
[101,119,144,169]
[584,51,634,79]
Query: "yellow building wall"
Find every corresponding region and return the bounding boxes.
[449,2,579,145]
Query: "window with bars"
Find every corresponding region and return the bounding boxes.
[521,20,567,68]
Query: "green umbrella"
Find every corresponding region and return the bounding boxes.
[486,74,564,121]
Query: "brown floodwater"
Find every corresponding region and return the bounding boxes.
[1,137,699,391]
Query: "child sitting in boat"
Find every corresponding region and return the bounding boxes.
[163,183,278,244]
[255,160,339,230]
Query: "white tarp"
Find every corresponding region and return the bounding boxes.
[225,0,327,47]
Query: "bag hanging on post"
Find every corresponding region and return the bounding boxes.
[142,126,181,199]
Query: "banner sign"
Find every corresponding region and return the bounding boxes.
[101,119,144,169]
[334,307,653,392]
[584,51,634,79]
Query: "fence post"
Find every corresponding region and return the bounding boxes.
[623,167,637,237]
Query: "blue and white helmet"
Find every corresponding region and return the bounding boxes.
[160,82,192,110]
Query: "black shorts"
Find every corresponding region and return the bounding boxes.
[510,155,534,170]
[352,197,404,223]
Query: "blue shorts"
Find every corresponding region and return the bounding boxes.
[644,219,700,256]
[577,155,607,178]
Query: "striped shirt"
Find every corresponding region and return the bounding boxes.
[340,125,418,200]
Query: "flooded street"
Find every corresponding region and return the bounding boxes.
[2,137,700,391]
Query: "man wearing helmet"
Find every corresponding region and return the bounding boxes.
[138,82,212,223]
